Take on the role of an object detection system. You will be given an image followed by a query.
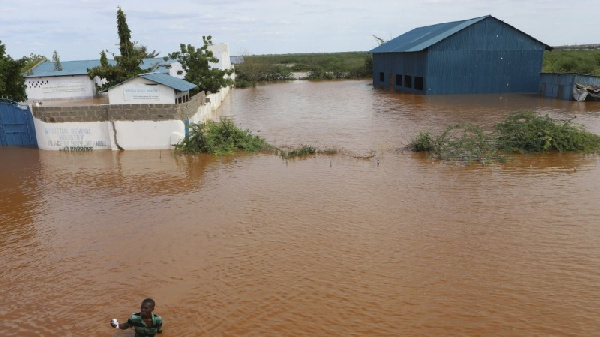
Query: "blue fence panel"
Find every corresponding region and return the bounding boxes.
[0,99,38,147]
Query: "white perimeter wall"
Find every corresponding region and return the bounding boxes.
[34,86,231,151]
[26,75,97,101]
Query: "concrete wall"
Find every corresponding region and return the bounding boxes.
[26,75,97,101]
[32,86,231,151]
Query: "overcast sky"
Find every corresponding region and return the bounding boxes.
[2,0,598,61]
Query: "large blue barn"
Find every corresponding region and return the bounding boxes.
[370,15,552,95]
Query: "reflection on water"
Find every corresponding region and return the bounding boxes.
[2,80,600,336]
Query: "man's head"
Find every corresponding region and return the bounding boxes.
[140,298,155,319]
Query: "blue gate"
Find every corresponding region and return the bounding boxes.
[0,98,38,147]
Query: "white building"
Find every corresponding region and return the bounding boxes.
[24,60,103,101]
[24,58,182,102]
[208,43,232,71]
[108,73,196,105]
[23,46,239,103]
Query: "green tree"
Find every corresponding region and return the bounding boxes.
[0,40,27,101]
[21,53,48,75]
[52,50,62,71]
[100,50,109,67]
[170,36,233,94]
[234,55,294,87]
[542,49,600,76]
[87,7,157,89]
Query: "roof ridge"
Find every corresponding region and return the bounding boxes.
[370,15,550,54]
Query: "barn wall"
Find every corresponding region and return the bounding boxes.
[424,17,545,94]
[372,17,547,95]
[372,52,427,94]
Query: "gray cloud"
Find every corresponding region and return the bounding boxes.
[2,0,597,60]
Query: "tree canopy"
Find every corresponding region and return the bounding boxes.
[87,7,158,90]
[542,49,600,76]
[52,50,62,71]
[22,53,49,76]
[0,40,27,102]
[170,36,233,94]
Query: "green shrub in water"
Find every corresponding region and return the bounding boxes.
[494,111,600,154]
[278,145,317,159]
[175,119,270,155]
[426,123,503,164]
[409,111,600,164]
[409,131,436,152]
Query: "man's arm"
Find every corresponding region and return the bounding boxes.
[110,321,131,330]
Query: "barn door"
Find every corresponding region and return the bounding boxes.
[0,99,38,147]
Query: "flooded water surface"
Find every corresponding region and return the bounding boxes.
[2,80,600,336]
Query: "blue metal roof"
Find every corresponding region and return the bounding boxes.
[24,59,112,77]
[370,15,550,53]
[139,73,197,91]
[25,58,178,78]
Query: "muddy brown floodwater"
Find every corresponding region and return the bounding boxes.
[2,80,600,336]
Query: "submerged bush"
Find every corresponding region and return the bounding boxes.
[175,119,270,155]
[494,111,600,153]
[409,111,600,164]
[410,123,503,164]
[409,131,436,152]
[278,145,317,159]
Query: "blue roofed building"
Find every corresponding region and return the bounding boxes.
[24,58,184,102]
[108,72,197,105]
[370,15,552,95]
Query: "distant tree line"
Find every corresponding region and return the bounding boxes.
[234,52,372,87]
[234,48,600,87]
[542,49,600,76]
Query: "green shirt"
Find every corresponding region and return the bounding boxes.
[126,312,162,337]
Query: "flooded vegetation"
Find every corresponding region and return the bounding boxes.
[175,119,270,156]
[2,80,600,336]
[409,110,600,165]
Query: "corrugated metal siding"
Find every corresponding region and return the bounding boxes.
[539,73,600,100]
[425,17,544,94]
[426,50,543,94]
[373,16,547,95]
[370,16,487,53]
[139,73,197,91]
[26,58,177,78]
[372,52,427,93]
[0,100,37,147]
[433,17,547,52]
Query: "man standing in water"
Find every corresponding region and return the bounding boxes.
[110,298,163,336]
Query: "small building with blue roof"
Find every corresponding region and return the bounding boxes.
[108,72,197,105]
[370,15,552,95]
